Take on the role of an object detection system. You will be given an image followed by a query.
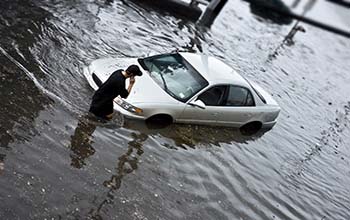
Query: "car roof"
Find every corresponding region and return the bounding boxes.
[179,52,250,88]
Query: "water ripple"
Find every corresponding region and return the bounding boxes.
[1,0,350,219]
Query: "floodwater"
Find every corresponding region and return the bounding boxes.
[0,0,350,219]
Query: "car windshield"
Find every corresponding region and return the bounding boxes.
[138,53,209,102]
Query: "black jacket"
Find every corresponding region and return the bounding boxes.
[89,70,128,117]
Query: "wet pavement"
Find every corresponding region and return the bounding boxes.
[0,0,350,219]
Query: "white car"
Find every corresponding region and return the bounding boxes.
[83,52,280,131]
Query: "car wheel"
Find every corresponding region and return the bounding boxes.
[240,121,262,136]
[146,114,173,129]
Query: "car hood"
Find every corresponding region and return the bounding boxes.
[127,68,179,105]
[88,57,179,105]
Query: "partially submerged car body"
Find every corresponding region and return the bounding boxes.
[83,52,280,129]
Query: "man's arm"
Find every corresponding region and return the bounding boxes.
[126,76,135,97]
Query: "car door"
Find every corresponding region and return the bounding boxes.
[215,85,260,127]
[178,85,227,125]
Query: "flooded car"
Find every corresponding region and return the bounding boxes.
[84,52,280,130]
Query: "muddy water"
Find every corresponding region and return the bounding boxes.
[0,0,350,219]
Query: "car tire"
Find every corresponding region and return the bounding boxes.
[240,121,262,136]
[146,114,173,129]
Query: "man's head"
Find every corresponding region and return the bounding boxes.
[126,65,142,77]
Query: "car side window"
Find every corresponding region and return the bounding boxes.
[225,86,255,106]
[197,86,226,106]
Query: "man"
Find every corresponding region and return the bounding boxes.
[89,65,142,120]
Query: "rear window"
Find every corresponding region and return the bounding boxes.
[251,86,266,104]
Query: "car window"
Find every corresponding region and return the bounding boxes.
[225,86,255,106]
[138,54,209,102]
[197,86,226,106]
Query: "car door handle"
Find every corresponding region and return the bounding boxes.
[211,112,219,116]
[244,113,253,117]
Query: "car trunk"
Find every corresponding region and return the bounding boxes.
[249,81,279,106]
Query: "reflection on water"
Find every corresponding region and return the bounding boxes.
[267,0,317,60]
[128,0,202,21]
[126,120,267,149]
[243,0,293,25]
[70,112,125,169]
[103,132,147,190]
[70,114,98,169]
[180,24,206,52]
[267,23,306,60]
[71,115,267,219]
[0,154,4,175]
[83,118,266,219]
[89,132,147,219]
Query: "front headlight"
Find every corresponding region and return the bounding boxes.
[114,97,143,115]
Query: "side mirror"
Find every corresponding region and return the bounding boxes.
[188,99,206,109]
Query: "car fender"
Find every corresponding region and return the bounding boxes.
[137,102,186,120]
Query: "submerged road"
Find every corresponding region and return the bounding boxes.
[0,0,349,219]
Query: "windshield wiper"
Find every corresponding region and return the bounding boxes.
[158,69,178,98]
[159,70,169,92]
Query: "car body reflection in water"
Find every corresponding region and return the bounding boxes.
[126,119,268,149]
[70,112,268,169]
[70,112,269,218]
[70,111,268,168]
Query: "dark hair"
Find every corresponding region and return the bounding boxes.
[126,65,142,76]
